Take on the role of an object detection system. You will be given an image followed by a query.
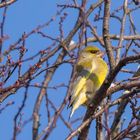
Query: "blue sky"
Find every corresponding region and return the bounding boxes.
[0,0,140,140]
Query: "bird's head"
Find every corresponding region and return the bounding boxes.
[81,46,104,58]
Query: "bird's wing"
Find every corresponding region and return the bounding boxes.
[70,84,87,118]
[69,73,87,107]
[69,60,96,117]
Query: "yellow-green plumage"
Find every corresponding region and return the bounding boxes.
[69,46,108,117]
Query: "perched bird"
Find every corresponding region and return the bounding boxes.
[69,46,108,117]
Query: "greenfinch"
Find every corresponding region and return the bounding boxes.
[69,46,108,117]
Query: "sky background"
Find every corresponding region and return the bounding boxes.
[0,0,140,140]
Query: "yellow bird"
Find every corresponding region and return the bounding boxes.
[69,46,108,117]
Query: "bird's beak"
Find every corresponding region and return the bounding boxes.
[98,51,105,57]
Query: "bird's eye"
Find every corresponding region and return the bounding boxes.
[90,50,99,54]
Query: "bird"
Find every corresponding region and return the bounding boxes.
[68,46,108,118]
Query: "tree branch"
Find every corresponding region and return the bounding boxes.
[103,0,115,70]
[0,0,17,8]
